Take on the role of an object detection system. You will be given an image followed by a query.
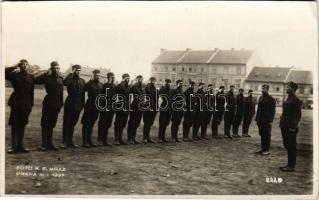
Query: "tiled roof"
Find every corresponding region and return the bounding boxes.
[152,49,254,64]
[246,66,291,83]
[286,70,313,85]
[209,50,253,64]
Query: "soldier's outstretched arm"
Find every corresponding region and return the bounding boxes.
[34,71,48,84]
[5,66,18,81]
[63,73,73,86]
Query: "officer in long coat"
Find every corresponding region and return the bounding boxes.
[255,84,276,155]
[233,88,245,137]
[224,85,236,138]
[97,72,116,146]
[142,77,158,143]
[61,65,85,149]
[34,61,64,151]
[127,75,144,144]
[81,69,103,147]
[114,73,131,145]
[170,80,184,142]
[242,89,256,137]
[192,82,205,140]
[279,81,302,172]
[212,86,225,139]
[6,59,34,153]
[158,79,172,143]
[182,81,195,141]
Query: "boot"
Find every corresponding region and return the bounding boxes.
[114,127,120,145]
[47,128,58,151]
[82,125,90,148]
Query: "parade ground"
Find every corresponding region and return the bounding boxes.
[5,88,313,195]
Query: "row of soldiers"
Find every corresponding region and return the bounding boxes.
[6,60,302,172]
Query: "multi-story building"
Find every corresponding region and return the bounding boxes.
[151,48,262,89]
[245,66,313,107]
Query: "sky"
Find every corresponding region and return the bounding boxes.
[2,1,318,80]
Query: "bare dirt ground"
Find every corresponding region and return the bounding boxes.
[5,89,313,195]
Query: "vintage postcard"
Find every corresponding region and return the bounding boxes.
[1,1,318,199]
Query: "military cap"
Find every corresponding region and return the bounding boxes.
[165,79,171,83]
[239,88,244,92]
[198,82,205,86]
[262,84,270,90]
[287,81,298,91]
[50,61,59,67]
[207,84,213,87]
[20,59,28,64]
[189,81,195,85]
[107,72,114,78]
[230,85,235,88]
[136,75,143,79]
[149,77,156,81]
[72,64,81,71]
[248,89,253,92]
[93,69,101,74]
[176,79,182,84]
[219,86,225,89]
[122,73,130,79]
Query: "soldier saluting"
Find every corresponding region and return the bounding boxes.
[6,59,34,153]
[98,72,116,146]
[34,61,64,151]
[242,89,256,137]
[61,65,85,149]
[279,81,302,172]
[158,79,172,143]
[81,69,103,148]
[127,75,144,144]
[255,84,276,155]
[142,77,158,143]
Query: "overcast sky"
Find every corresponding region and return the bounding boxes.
[3,1,317,80]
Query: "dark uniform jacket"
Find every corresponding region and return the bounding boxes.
[215,91,226,112]
[102,82,116,111]
[130,82,144,111]
[184,87,195,111]
[34,73,64,111]
[5,67,34,110]
[115,81,131,112]
[63,73,86,111]
[235,94,245,115]
[225,91,236,113]
[204,89,215,112]
[172,86,184,112]
[280,94,302,130]
[84,80,103,111]
[194,88,205,111]
[243,96,256,118]
[255,93,276,124]
[145,83,158,111]
[159,85,172,111]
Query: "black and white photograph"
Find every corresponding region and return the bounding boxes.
[1,1,318,198]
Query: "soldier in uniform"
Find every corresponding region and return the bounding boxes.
[182,81,195,141]
[34,61,64,151]
[61,65,85,149]
[201,84,214,140]
[81,69,103,147]
[255,84,276,155]
[127,75,144,144]
[97,72,116,146]
[211,86,225,139]
[142,77,158,143]
[242,89,256,137]
[170,80,184,142]
[233,88,245,137]
[279,81,302,172]
[114,73,131,145]
[158,79,172,143]
[6,59,34,153]
[192,82,205,140]
[224,85,236,138]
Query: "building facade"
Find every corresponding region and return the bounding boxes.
[151,48,261,89]
[245,66,313,108]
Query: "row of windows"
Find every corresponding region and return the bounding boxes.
[246,84,313,95]
[153,65,243,75]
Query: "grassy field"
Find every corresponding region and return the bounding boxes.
[5,88,313,195]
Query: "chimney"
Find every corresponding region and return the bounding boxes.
[186,48,192,52]
[231,48,234,51]
[160,48,166,53]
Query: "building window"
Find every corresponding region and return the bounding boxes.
[276,87,280,92]
[154,66,157,71]
[224,66,229,74]
[211,67,217,74]
[236,67,241,75]
[201,68,204,73]
[165,66,168,71]
[189,67,192,72]
[182,67,185,72]
[172,67,176,72]
[310,88,313,95]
